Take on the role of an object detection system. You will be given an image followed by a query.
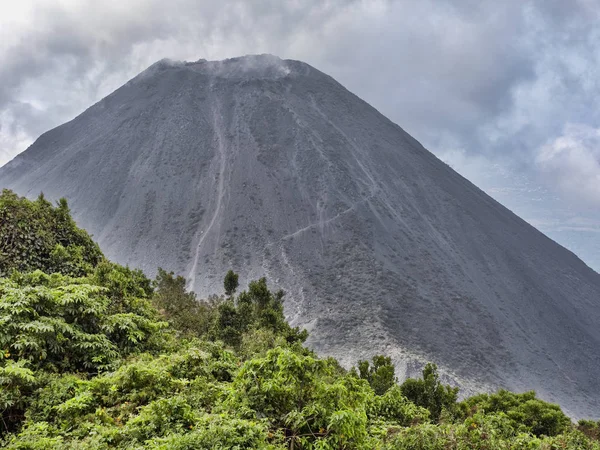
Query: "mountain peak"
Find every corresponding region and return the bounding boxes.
[136,54,311,84]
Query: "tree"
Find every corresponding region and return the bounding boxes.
[400,363,459,422]
[213,276,307,349]
[224,270,239,296]
[213,300,244,348]
[356,355,397,395]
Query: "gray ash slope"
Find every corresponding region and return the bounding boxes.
[2,54,600,417]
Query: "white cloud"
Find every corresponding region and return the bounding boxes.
[536,124,600,204]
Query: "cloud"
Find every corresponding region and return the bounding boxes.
[0,0,356,162]
[536,124,600,205]
[1,0,600,203]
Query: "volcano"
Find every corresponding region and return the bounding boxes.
[2,54,599,417]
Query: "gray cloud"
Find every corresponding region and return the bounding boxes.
[1,0,599,207]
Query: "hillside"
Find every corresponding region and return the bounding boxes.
[1,55,600,417]
[1,189,600,449]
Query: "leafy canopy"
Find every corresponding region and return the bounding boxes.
[400,362,460,422]
[0,189,103,277]
[355,355,397,395]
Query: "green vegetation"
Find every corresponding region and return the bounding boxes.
[224,269,239,296]
[461,389,572,437]
[1,188,599,449]
[400,363,459,422]
[355,355,397,396]
[0,189,103,278]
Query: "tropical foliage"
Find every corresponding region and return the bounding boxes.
[1,188,599,449]
[0,189,102,277]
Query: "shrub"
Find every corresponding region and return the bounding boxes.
[368,385,430,426]
[400,363,459,422]
[224,347,372,448]
[152,268,218,338]
[462,390,571,437]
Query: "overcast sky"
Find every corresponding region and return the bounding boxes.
[1,0,599,271]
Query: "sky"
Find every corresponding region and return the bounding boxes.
[1,0,599,271]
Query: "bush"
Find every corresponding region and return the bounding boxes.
[152,268,218,338]
[400,363,459,422]
[579,419,600,441]
[368,385,430,426]
[147,415,281,450]
[224,347,372,449]
[462,390,571,437]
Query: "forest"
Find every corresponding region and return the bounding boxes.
[1,188,599,449]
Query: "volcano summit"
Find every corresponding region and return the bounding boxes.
[1,54,599,417]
